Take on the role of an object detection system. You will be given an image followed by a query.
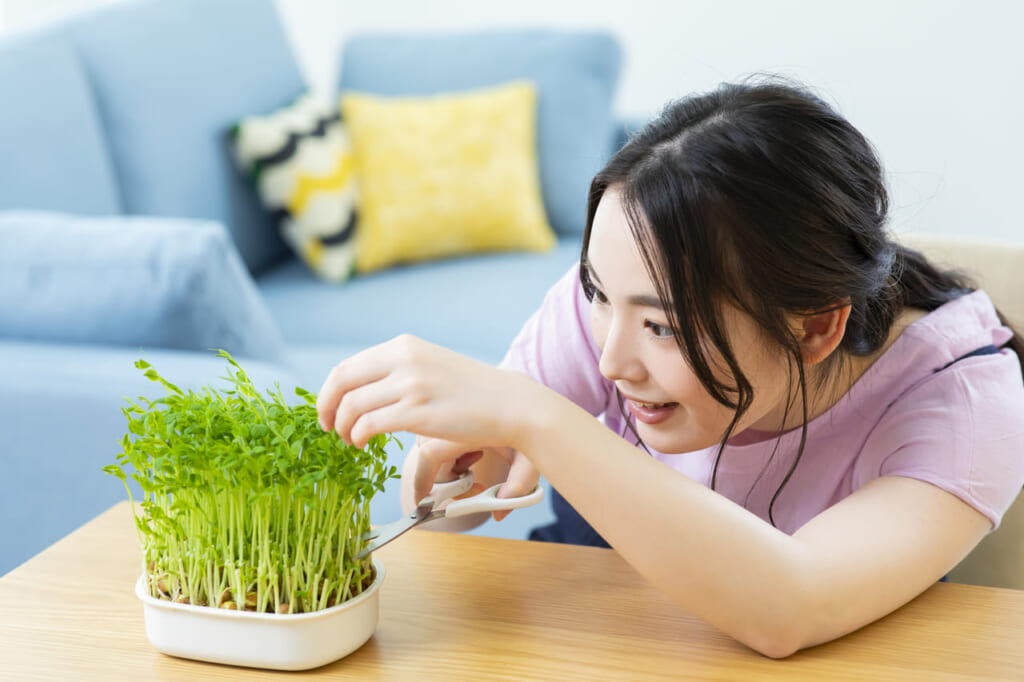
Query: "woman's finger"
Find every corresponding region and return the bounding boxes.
[316,339,408,430]
[493,451,541,522]
[332,379,402,445]
[347,400,418,450]
[451,450,485,474]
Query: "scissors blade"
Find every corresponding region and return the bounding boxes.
[355,504,432,560]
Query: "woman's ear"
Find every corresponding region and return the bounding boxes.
[794,301,852,364]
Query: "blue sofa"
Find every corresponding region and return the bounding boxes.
[0,0,634,575]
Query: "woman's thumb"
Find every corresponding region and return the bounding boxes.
[414,437,483,503]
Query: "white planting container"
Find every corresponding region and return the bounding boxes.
[135,561,384,671]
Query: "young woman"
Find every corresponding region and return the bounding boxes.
[316,79,1024,658]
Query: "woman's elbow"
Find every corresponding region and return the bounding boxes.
[745,631,803,660]
[727,602,810,659]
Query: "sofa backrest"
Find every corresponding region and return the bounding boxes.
[339,30,622,238]
[0,32,121,215]
[64,0,306,275]
[0,0,307,275]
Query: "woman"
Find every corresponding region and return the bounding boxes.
[316,79,1024,657]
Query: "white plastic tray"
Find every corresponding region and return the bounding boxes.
[135,561,383,671]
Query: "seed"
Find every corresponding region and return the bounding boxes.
[276,603,290,614]
[245,592,258,608]
[218,589,232,605]
[221,601,238,610]
[155,577,169,594]
[174,595,190,605]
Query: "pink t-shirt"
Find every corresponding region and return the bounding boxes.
[501,263,1024,533]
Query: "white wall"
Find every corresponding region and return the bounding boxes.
[5,0,1023,240]
[274,0,1024,242]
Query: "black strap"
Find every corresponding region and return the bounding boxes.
[939,344,1000,372]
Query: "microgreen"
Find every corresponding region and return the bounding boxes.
[103,350,399,614]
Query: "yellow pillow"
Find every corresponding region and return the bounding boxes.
[340,81,556,273]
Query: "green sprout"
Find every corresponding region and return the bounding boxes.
[102,350,399,614]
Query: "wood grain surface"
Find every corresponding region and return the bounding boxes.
[1,502,1022,680]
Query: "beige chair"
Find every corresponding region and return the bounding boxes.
[897,232,1024,589]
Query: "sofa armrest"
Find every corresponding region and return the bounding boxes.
[0,340,297,576]
[0,212,288,364]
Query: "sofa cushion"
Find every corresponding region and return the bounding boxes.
[341,81,555,274]
[232,93,359,283]
[0,33,119,215]
[65,0,306,275]
[258,238,583,363]
[0,212,287,363]
[338,30,622,238]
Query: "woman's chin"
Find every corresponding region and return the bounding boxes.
[634,421,716,455]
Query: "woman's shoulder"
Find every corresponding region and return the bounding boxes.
[897,290,1014,366]
[815,289,1021,455]
[851,290,1014,398]
[844,291,1024,527]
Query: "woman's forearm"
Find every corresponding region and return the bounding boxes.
[512,383,810,657]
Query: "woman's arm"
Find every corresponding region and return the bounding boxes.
[501,385,991,658]
[320,336,991,658]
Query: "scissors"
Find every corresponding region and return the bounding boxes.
[355,472,544,559]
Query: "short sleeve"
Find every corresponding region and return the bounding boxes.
[852,352,1024,529]
[500,262,611,416]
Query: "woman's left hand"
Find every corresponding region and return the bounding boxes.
[316,333,538,457]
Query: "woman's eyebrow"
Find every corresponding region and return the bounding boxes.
[583,260,665,310]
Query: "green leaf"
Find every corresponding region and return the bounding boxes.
[101,464,126,480]
[294,386,317,406]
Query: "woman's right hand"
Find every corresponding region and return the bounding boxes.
[400,436,540,524]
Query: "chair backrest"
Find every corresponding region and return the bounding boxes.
[898,232,1024,331]
[898,232,1024,589]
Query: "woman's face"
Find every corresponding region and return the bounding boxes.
[586,188,794,454]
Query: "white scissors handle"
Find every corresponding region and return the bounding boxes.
[355,472,545,559]
[418,472,475,509]
[443,482,545,518]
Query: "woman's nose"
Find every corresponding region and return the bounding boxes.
[598,320,645,383]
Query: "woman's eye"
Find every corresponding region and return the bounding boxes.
[645,320,672,338]
[592,287,609,304]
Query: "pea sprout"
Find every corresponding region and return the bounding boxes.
[103,350,399,614]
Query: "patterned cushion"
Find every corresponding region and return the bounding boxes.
[232,94,357,282]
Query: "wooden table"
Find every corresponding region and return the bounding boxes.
[1,502,1022,680]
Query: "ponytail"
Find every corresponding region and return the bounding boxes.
[873,244,1022,370]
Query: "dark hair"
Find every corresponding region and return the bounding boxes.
[581,77,1024,525]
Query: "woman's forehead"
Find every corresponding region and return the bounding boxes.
[588,194,643,273]
[586,193,672,310]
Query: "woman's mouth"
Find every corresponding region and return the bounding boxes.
[626,399,679,425]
